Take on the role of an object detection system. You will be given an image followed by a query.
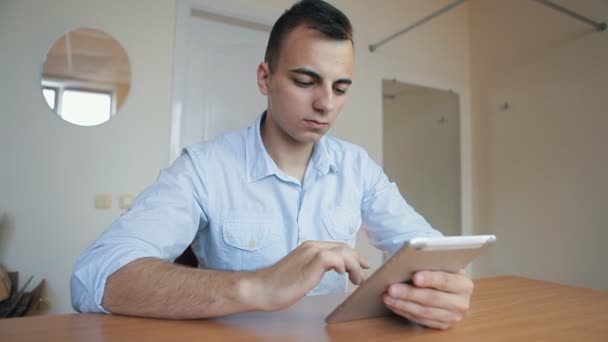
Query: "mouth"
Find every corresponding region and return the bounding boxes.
[303,119,329,129]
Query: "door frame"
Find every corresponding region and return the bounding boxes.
[382,80,462,237]
[381,77,473,272]
[169,0,275,162]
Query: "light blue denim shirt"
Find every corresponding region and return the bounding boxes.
[71,113,441,313]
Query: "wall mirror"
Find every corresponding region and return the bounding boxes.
[382,79,461,237]
[41,28,131,126]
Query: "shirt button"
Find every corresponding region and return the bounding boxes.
[248,240,256,248]
[349,227,355,234]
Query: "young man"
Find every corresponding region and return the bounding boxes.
[71,0,473,330]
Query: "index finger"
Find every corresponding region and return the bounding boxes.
[412,270,473,294]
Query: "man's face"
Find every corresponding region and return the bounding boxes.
[258,25,355,145]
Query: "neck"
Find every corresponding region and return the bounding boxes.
[260,112,314,182]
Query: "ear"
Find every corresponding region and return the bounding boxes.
[257,61,271,95]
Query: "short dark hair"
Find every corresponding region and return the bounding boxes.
[264,0,353,73]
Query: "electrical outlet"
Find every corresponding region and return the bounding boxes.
[119,193,135,210]
[94,193,112,209]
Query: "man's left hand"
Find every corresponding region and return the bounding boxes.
[383,270,473,330]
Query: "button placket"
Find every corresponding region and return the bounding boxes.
[298,230,306,243]
[296,185,306,246]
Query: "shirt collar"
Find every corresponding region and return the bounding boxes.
[310,134,336,176]
[245,112,337,183]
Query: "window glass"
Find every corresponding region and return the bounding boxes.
[61,90,111,127]
[42,88,57,110]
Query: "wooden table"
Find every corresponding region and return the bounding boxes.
[1,276,607,341]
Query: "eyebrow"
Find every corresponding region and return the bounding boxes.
[288,67,353,85]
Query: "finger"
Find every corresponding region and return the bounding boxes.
[384,294,462,324]
[298,240,351,251]
[384,298,452,330]
[387,283,469,313]
[310,241,366,265]
[337,246,365,285]
[298,241,348,266]
[361,268,371,282]
[345,262,363,285]
[299,256,338,290]
[401,313,451,330]
[412,318,450,331]
[305,242,367,284]
[358,254,371,269]
[328,244,367,284]
[310,249,346,275]
[298,240,341,256]
[413,270,474,295]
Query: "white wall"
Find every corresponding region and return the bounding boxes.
[471,0,608,290]
[0,0,176,314]
[0,0,472,314]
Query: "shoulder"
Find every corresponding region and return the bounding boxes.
[183,128,246,163]
[322,135,376,167]
[322,135,385,192]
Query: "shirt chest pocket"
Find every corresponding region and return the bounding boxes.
[322,204,361,244]
[220,214,282,271]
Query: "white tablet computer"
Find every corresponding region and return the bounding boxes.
[325,235,496,324]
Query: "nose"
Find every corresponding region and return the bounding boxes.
[312,85,335,114]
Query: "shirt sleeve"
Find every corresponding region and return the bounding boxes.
[359,150,442,256]
[70,149,208,313]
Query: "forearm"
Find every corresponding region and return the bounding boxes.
[102,257,258,319]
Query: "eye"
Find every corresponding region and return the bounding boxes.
[334,87,348,96]
[294,79,314,87]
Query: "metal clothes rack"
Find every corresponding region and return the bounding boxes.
[369,0,606,52]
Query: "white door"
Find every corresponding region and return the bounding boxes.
[178,10,270,151]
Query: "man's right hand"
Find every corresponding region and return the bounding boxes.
[245,241,370,312]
